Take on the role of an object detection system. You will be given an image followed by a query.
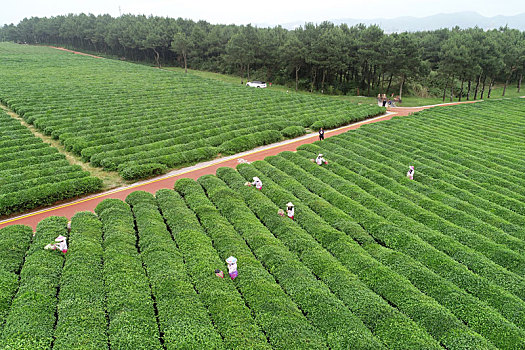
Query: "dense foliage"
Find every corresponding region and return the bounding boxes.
[1,216,67,349]
[0,98,524,348]
[0,108,102,216]
[53,212,108,349]
[1,14,524,98]
[0,43,383,180]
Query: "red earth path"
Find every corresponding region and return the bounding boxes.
[0,101,480,230]
[48,46,105,59]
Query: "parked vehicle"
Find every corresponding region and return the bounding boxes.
[246,81,267,88]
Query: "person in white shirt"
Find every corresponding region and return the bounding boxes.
[286,202,295,220]
[406,165,415,180]
[44,235,68,254]
[315,154,327,166]
[226,256,238,280]
[251,177,263,190]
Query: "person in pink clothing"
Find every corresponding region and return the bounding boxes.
[286,202,295,220]
[44,235,68,254]
[226,256,238,280]
[315,154,327,166]
[406,166,415,180]
[251,177,263,190]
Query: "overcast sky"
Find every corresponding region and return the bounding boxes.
[3,0,525,26]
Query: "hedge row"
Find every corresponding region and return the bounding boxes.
[343,127,525,242]
[84,117,288,163]
[320,135,525,298]
[310,105,384,130]
[326,130,525,268]
[117,146,218,172]
[0,145,57,164]
[278,150,525,348]
[126,191,224,349]
[239,161,449,349]
[281,125,306,138]
[0,225,33,274]
[218,130,283,155]
[67,112,287,158]
[95,199,162,350]
[119,162,168,180]
[212,168,385,349]
[178,178,328,349]
[0,43,384,181]
[0,225,33,331]
[374,116,525,232]
[338,138,525,256]
[0,176,103,216]
[0,109,103,216]
[291,147,525,312]
[94,141,206,170]
[360,117,525,214]
[155,189,271,350]
[78,112,251,159]
[268,152,497,349]
[381,128,525,215]
[0,216,67,349]
[0,171,91,196]
[0,153,64,172]
[216,167,446,349]
[53,212,109,349]
[0,159,71,179]
[0,135,39,150]
[412,108,525,177]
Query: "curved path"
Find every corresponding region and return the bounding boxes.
[0,100,481,229]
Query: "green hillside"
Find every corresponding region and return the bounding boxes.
[0,43,384,180]
[0,108,102,216]
[1,98,524,349]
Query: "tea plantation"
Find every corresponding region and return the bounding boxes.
[1,98,524,349]
[0,43,383,180]
[0,108,102,216]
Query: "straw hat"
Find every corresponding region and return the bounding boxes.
[253,177,260,181]
[409,165,414,170]
[55,235,67,242]
[287,202,294,207]
[226,256,237,264]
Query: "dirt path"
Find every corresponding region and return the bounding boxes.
[49,46,104,59]
[0,102,479,230]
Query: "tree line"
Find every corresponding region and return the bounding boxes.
[1,13,524,100]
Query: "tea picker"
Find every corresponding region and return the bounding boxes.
[251,177,263,190]
[406,165,414,180]
[315,154,328,166]
[44,235,68,254]
[226,256,238,280]
[245,176,263,190]
[286,202,295,220]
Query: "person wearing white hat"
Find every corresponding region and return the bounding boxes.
[55,235,68,253]
[226,256,238,280]
[286,202,295,220]
[315,154,327,166]
[44,235,68,254]
[251,177,263,190]
[406,165,415,180]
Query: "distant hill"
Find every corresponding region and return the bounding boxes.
[279,11,525,32]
